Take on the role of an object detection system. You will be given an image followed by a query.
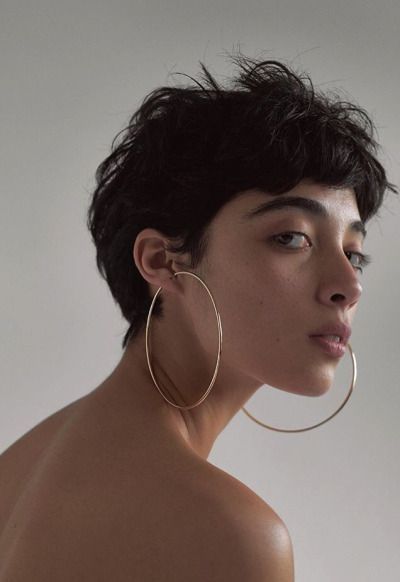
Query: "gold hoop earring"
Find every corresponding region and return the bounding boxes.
[145,269,358,432]
[145,270,223,410]
[241,343,357,433]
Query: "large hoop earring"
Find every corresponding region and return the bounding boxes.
[145,270,358,432]
[241,343,357,433]
[145,270,223,410]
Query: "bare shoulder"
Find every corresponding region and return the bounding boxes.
[219,496,294,581]
[1,453,293,581]
[1,411,293,582]
[199,464,295,581]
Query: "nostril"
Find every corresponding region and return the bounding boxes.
[331,293,345,302]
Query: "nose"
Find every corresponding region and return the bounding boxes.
[316,251,363,310]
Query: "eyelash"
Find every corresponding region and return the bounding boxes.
[272,231,373,274]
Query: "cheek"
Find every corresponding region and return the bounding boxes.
[219,274,298,343]
[210,250,310,340]
[252,270,305,313]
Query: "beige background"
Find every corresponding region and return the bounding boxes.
[1,1,399,580]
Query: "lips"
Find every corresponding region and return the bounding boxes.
[309,321,352,345]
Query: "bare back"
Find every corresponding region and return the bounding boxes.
[0,393,293,580]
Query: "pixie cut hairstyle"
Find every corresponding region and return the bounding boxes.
[86,54,397,349]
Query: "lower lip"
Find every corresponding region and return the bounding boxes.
[309,336,346,358]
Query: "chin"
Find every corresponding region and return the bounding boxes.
[271,371,334,398]
[304,383,332,398]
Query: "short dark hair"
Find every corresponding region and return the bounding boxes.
[86,53,397,350]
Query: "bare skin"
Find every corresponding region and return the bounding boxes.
[0,368,291,580]
[0,180,364,579]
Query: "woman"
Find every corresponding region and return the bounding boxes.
[0,54,396,580]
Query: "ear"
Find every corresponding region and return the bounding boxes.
[132,228,189,296]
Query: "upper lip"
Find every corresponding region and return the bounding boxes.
[309,322,352,344]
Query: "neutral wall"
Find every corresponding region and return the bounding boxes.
[1,1,399,580]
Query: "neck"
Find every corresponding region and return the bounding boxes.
[99,330,262,460]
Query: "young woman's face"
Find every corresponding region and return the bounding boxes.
[197,180,365,396]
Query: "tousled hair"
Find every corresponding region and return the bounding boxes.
[86,53,397,349]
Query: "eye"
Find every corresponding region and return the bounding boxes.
[344,251,373,274]
[272,231,373,274]
[272,231,311,249]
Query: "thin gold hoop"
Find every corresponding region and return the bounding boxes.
[145,270,223,410]
[145,269,358,432]
[241,343,357,433]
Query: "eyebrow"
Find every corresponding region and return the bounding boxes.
[242,196,367,239]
